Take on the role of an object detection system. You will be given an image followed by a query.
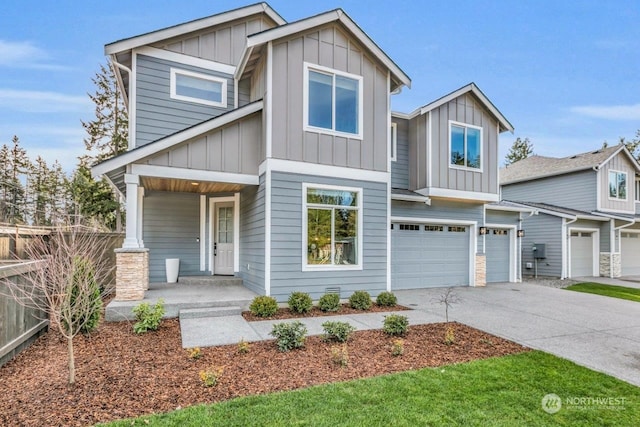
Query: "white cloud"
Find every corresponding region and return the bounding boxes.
[0,89,90,113]
[570,104,640,121]
[0,39,68,70]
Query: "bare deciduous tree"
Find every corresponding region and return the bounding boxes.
[0,223,115,384]
[435,287,461,323]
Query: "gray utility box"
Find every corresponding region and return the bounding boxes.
[532,243,546,259]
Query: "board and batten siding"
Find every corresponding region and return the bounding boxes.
[270,24,390,172]
[269,172,388,301]
[143,112,262,175]
[408,113,427,191]
[502,170,597,212]
[154,16,278,66]
[391,199,484,252]
[391,117,410,189]
[421,93,500,194]
[238,175,266,295]
[599,153,637,213]
[519,213,563,277]
[135,54,235,147]
[143,192,203,282]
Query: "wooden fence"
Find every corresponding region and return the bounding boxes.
[0,261,49,367]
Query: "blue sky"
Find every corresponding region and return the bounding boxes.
[1,0,639,171]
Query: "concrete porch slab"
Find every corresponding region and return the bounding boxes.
[180,315,262,348]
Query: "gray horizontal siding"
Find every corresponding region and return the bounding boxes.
[143,192,203,282]
[502,170,597,212]
[238,175,266,294]
[486,210,520,227]
[269,171,388,302]
[135,54,235,147]
[520,213,563,277]
[391,199,484,252]
[391,118,409,189]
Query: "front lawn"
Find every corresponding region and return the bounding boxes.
[565,282,640,303]
[103,351,639,426]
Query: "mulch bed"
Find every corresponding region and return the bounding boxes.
[0,319,529,427]
[242,303,410,321]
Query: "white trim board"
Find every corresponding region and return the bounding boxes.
[259,158,390,184]
[415,187,499,203]
[131,164,259,186]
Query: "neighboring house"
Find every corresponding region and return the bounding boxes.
[500,144,640,279]
[93,3,520,303]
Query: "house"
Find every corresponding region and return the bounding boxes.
[92,3,520,303]
[500,144,640,279]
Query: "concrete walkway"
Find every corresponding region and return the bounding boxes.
[180,277,640,387]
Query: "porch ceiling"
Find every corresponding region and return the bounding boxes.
[141,177,246,193]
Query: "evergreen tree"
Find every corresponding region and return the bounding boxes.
[0,136,31,224]
[504,137,534,165]
[68,157,119,230]
[26,156,51,225]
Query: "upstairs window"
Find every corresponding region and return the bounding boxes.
[304,185,362,269]
[170,68,227,107]
[450,121,482,170]
[635,179,640,202]
[609,170,627,200]
[391,122,397,161]
[304,63,362,138]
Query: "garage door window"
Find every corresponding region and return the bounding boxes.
[305,185,361,269]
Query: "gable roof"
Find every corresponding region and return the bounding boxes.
[500,144,640,185]
[105,3,286,55]
[92,100,263,177]
[417,83,513,132]
[235,8,411,92]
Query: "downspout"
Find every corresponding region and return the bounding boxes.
[562,216,578,279]
[518,209,537,282]
[110,57,134,151]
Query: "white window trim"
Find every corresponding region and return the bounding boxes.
[303,62,364,140]
[608,169,628,202]
[448,120,484,173]
[170,68,227,108]
[302,182,363,271]
[390,122,397,162]
[634,178,640,203]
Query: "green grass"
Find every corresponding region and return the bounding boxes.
[565,282,640,302]
[101,351,640,427]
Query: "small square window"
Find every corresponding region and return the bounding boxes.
[170,68,227,107]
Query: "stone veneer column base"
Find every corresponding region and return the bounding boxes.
[475,254,486,287]
[114,248,149,301]
[599,252,621,278]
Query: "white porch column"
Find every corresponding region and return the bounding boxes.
[136,186,145,247]
[123,174,141,249]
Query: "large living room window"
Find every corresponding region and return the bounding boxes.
[304,184,362,270]
[304,63,362,138]
[609,170,627,200]
[449,121,482,170]
[170,68,227,107]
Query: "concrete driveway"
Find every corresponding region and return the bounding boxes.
[396,281,640,387]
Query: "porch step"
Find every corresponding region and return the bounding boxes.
[179,306,242,319]
[178,276,243,286]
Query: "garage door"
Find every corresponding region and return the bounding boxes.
[391,223,469,289]
[570,231,593,277]
[486,228,510,283]
[621,232,640,275]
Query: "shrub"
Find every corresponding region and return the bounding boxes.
[288,292,313,314]
[391,339,404,357]
[444,325,456,345]
[348,290,372,310]
[270,321,307,352]
[132,299,165,334]
[383,314,409,336]
[249,296,278,317]
[322,321,356,343]
[238,339,250,354]
[187,347,202,360]
[66,256,102,335]
[318,293,341,312]
[330,344,349,367]
[199,366,224,387]
[376,291,397,307]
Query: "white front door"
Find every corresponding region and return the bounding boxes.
[214,202,234,275]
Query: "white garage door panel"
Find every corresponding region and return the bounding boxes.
[486,229,510,283]
[621,233,640,275]
[392,224,469,289]
[570,232,593,277]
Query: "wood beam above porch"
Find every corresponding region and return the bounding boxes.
[140,177,245,194]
